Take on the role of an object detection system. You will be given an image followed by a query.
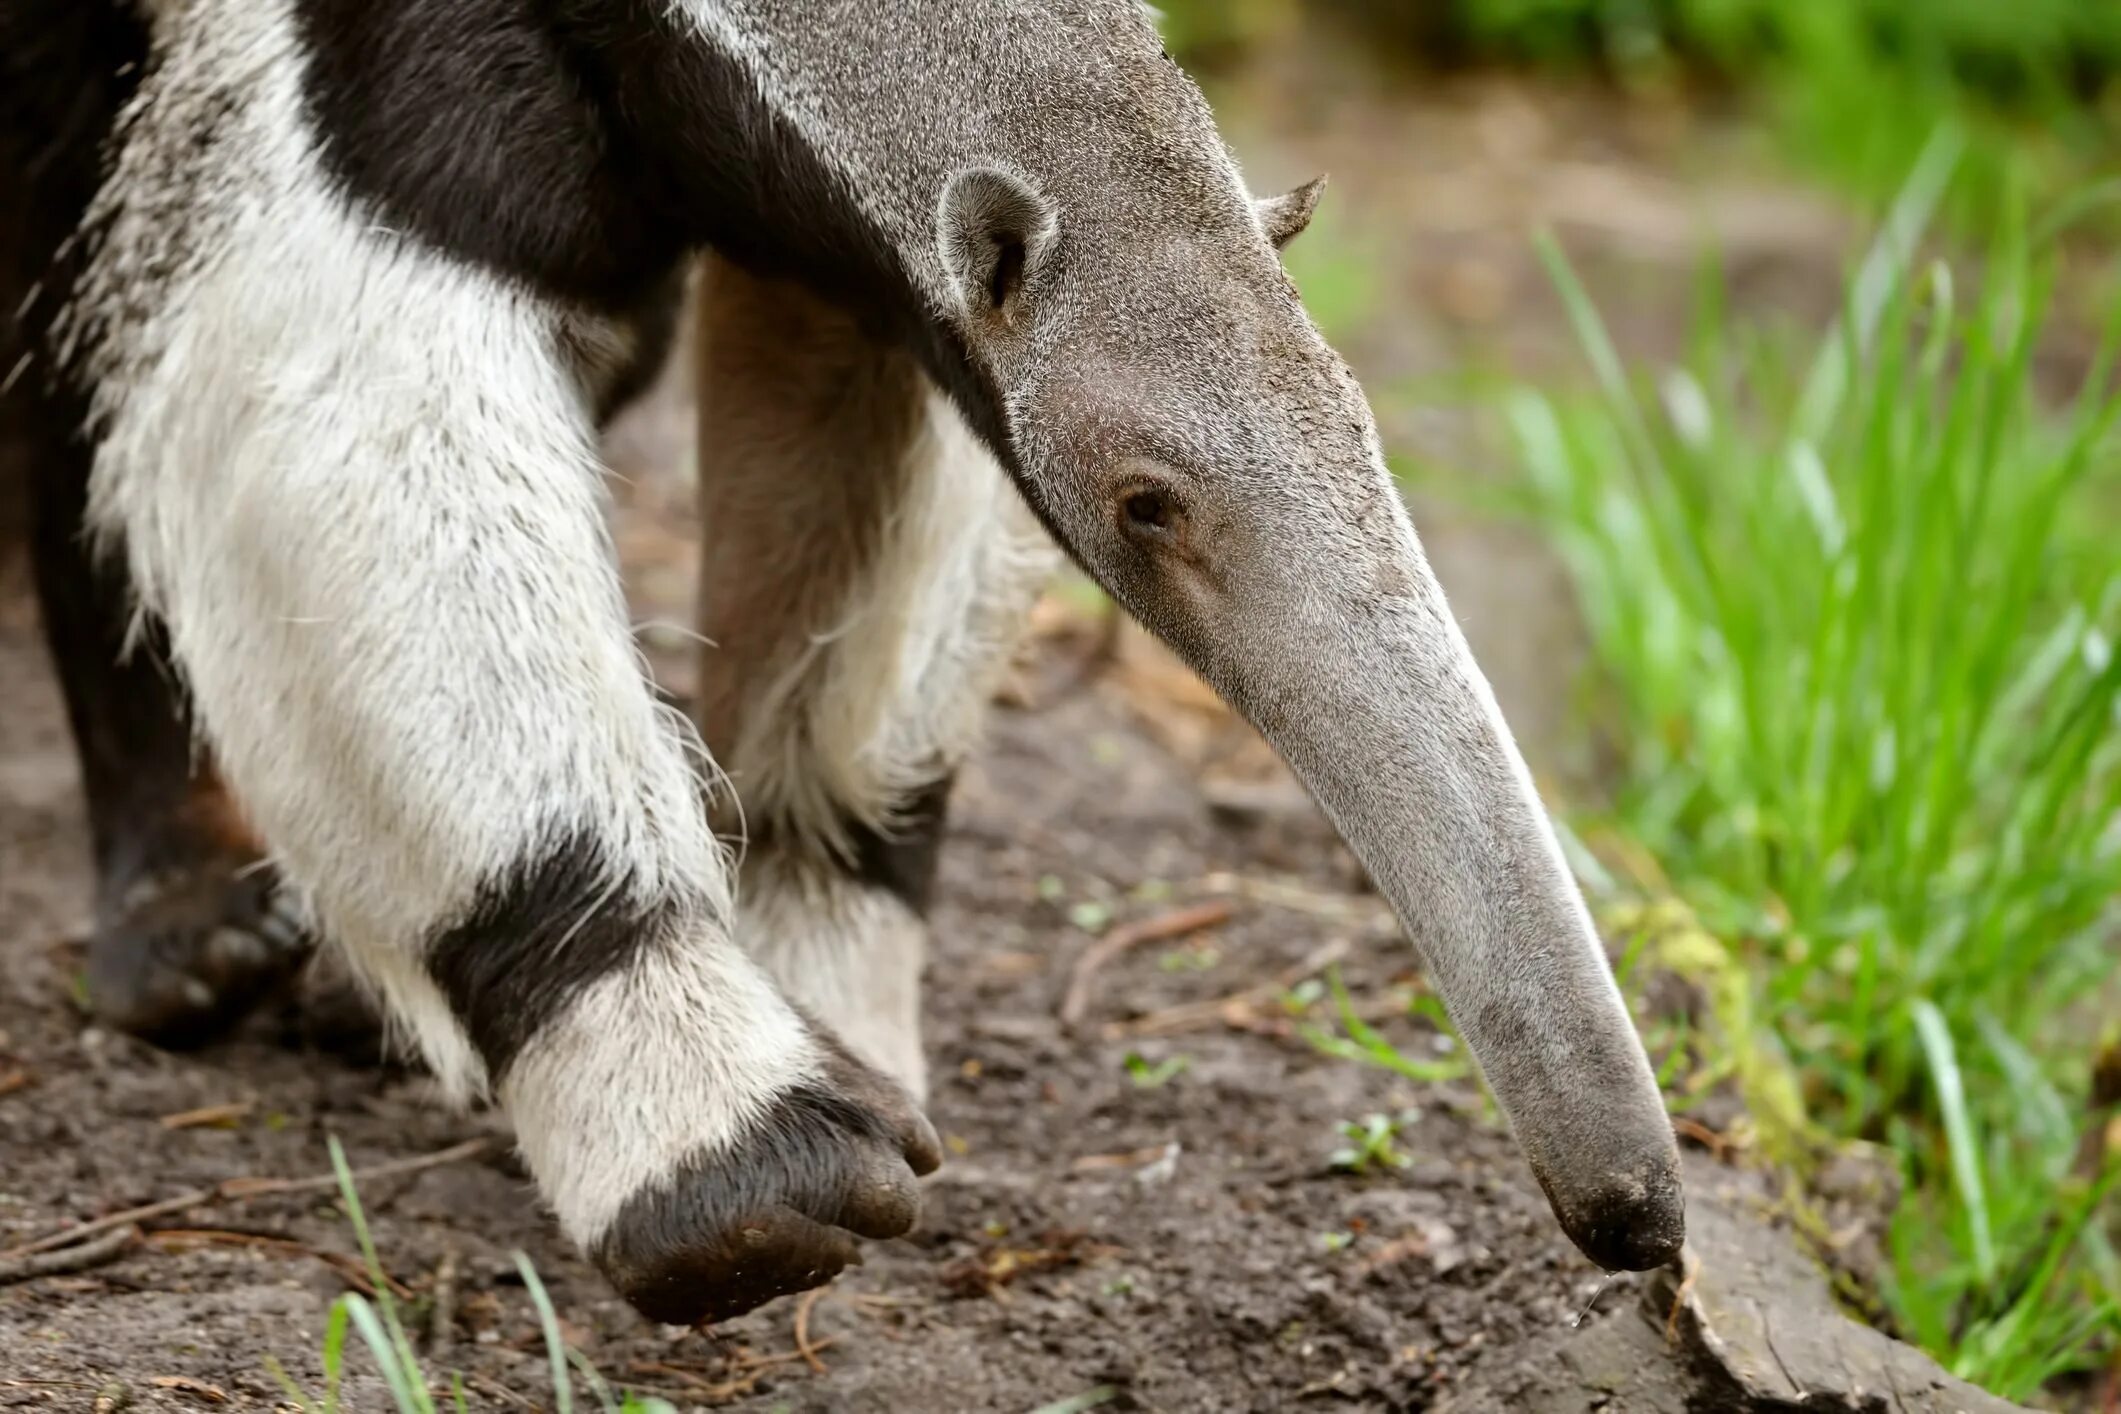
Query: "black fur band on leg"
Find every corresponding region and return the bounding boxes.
[741,774,956,918]
[845,774,954,917]
[425,830,685,1082]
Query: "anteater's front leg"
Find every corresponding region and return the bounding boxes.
[74,197,934,1337]
[98,328,935,1317]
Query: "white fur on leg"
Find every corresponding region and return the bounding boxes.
[736,857,930,1099]
[502,925,823,1248]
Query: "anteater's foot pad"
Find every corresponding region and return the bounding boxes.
[593,1047,942,1326]
[87,857,313,1048]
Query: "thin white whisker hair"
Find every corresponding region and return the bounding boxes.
[547,866,628,959]
[1,352,33,398]
[632,618,718,648]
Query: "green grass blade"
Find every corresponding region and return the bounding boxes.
[321,1294,349,1414]
[1796,125,1962,440]
[342,1294,426,1414]
[568,1348,621,1414]
[327,1138,424,1385]
[1029,1389,1120,1414]
[516,1251,574,1414]
[262,1355,314,1412]
[1912,1003,1995,1283]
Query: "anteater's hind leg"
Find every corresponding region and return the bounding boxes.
[2,0,308,1047]
[691,255,1056,1099]
[15,387,310,1047]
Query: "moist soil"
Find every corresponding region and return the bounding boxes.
[1,570,1678,1411]
[0,55,2004,1414]
[1,526,2018,1414]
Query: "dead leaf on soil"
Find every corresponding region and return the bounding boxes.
[157,1101,253,1130]
[940,1229,1119,1301]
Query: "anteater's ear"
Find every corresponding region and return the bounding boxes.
[1256,175,1326,249]
[937,166,1058,324]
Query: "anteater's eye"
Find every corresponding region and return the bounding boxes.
[1123,489,1175,534]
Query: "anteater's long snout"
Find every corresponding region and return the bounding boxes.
[1217,520,1684,1272]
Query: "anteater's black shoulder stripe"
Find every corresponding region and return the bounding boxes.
[291,0,685,307]
[425,830,683,1082]
[287,0,1020,475]
[550,0,1020,467]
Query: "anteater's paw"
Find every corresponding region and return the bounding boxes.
[88,856,314,1048]
[277,947,397,1065]
[592,1042,942,1326]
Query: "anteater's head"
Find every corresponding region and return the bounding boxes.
[934,162,1681,1272]
[694,0,1684,1273]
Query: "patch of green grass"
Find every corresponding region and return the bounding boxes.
[266,1136,676,1414]
[1509,153,2121,1397]
[1300,967,1472,1087]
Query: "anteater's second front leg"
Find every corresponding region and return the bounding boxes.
[692,257,1057,1099]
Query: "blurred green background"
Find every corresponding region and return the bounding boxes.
[1147,1,2121,1404]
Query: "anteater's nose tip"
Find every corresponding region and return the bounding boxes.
[1567,1200,1686,1272]
[1544,1161,1687,1273]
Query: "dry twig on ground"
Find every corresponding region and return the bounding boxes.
[0,1137,489,1263]
[1103,938,1350,1040]
[1059,900,1234,1029]
[0,1224,138,1285]
[792,1286,830,1374]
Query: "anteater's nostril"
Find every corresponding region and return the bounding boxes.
[1538,1158,1687,1273]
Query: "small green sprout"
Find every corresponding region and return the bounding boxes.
[1123,1051,1191,1088]
[1327,1110,1419,1174]
[1068,900,1113,933]
[1157,942,1222,972]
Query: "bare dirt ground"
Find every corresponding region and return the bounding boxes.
[0,581,1662,1411]
[0,51,2029,1414]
